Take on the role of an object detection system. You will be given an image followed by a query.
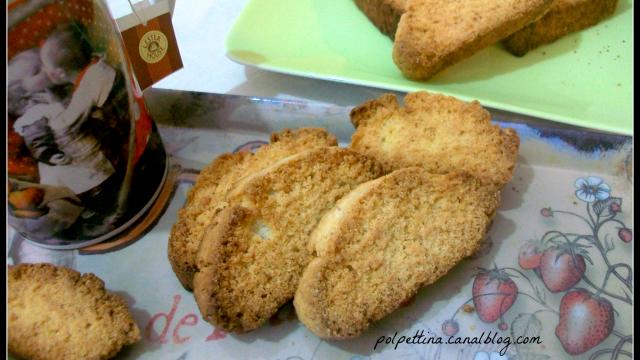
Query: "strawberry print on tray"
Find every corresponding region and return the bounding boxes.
[444,176,633,360]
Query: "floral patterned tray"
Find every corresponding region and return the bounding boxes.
[8,90,633,360]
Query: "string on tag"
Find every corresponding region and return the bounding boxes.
[127,0,148,26]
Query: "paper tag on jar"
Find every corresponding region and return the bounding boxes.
[117,0,182,90]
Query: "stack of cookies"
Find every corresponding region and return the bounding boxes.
[354,0,618,79]
[168,90,520,338]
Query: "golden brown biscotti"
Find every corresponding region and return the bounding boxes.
[354,0,407,39]
[350,92,519,190]
[392,0,553,80]
[168,128,337,290]
[294,168,500,339]
[193,147,384,333]
[503,0,618,56]
[8,263,140,360]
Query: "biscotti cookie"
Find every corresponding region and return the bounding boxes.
[503,0,618,56]
[8,263,140,360]
[392,0,552,80]
[168,128,337,290]
[294,168,500,339]
[350,92,519,190]
[354,0,406,38]
[193,147,384,333]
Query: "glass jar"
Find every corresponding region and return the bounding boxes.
[8,0,168,248]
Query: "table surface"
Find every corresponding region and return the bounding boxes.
[104,0,401,108]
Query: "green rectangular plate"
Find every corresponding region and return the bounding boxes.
[226,0,632,135]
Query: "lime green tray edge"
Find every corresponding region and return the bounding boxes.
[226,0,633,135]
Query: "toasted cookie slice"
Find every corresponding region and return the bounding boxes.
[350,92,519,190]
[392,0,552,80]
[169,128,337,290]
[8,263,140,360]
[503,0,618,56]
[354,0,407,39]
[295,168,499,339]
[193,147,384,332]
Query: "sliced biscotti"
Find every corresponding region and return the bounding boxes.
[193,147,384,333]
[168,128,337,290]
[8,263,140,360]
[354,0,407,39]
[350,92,519,190]
[392,0,552,80]
[295,168,500,339]
[503,0,618,56]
